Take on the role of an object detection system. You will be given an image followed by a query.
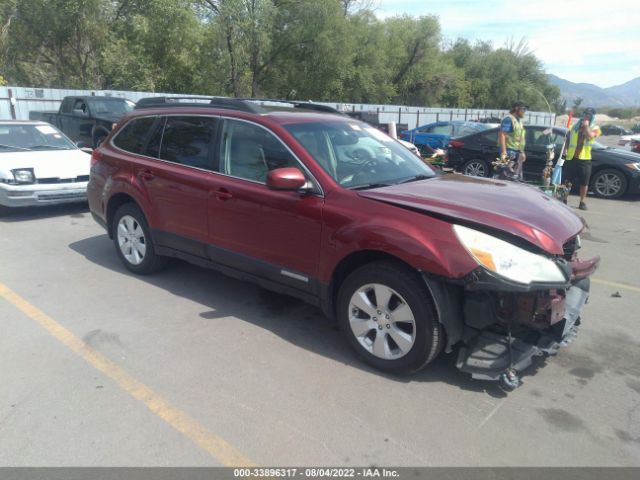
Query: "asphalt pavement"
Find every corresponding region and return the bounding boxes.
[1,189,639,466]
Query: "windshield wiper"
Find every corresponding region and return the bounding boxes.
[348,182,393,190]
[26,145,71,150]
[398,174,432,184]
[0,144,32,151]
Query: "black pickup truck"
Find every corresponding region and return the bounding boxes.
[29,96,134,148]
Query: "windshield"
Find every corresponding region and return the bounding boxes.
[0,124,76,151]
[285,121,435,189]
[87,99,135,115]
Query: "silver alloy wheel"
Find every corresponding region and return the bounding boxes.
[348,283,416,360]
[594,172,622,197]
[117,215,147,265]
[463,160,487,177]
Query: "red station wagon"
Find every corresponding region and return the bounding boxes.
[88,97,600,390]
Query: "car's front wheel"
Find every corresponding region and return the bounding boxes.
[337,261,443,374]
[461,159,490,177]
[112,203,167,274]
[591,169,627,199]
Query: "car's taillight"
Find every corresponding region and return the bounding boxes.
[449,139,464,149]
[90,149,103,167]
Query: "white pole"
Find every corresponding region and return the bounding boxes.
[388,122,397,139]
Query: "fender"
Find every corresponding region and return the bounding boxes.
[102,170,157,238]
[320,212,478,284]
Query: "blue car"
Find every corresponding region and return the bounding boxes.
[400,121,491,151]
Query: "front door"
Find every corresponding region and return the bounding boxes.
[207,118,324,291]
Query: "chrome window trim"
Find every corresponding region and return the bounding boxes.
[110,113,324,196]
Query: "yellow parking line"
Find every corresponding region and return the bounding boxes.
[0,281,255,467]
[593,278,640,293]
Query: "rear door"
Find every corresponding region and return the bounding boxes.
[140,115,220,257]
[113,114,221,257]
[523,127,566,181]
[206,117,323,291]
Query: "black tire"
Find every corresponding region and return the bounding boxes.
[461,159,490,177]
[590,168,628,199]
[337,261,443,374]
[112,203,167,274]
[0,205,11,217]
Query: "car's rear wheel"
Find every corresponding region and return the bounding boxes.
[337,261,443,374]
[461,159,490,177]
[590,169,627,199]
[112,203,167,274]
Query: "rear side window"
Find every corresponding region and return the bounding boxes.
[113,117,157,155]
[480,130,499,144]
[430,124,454,135]
[159,116,218,170]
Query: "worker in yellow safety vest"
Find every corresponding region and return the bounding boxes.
[565,107,601,210]
[498,101,528,181]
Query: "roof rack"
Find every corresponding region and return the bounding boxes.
[135,96,262,113]
[135,96,345,116]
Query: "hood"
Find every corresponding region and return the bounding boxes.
[0,149,90,179]
[594,147,640,163]
[358,175,584,255]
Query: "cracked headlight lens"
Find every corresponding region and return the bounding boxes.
[454,224,567,284]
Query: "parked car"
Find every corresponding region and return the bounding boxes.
[88,97,599,389]
[397,139,421,157]
[0,120,90,214]
[619,133,640,148]
[399,121,491,151]
[600,124,632,136]
[446,125,640,199]
[29,96,134,148]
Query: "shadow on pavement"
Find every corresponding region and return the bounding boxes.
[69,233,510,398]
[0,202,89,223]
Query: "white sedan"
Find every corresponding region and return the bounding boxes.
[0,121,90,214]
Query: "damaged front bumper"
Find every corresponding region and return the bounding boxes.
[423,252,600,388]
[456,277,590,382]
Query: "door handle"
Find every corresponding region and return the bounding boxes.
[139,169,155,181]
[215,188,233,201]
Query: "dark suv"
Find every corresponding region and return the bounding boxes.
[88,97,599,389]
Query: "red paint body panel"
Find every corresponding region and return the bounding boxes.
[358,174,585,255]
[88,106,587,295]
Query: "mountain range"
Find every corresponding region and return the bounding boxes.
[548,74,640,108]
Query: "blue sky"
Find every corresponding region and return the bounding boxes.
[375,0,640,88]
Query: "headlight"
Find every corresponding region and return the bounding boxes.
[453,225,567,284]
[11,168,35,184]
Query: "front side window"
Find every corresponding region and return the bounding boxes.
[286,121,435,189]
[159,116,218,170]
[220,119,299,183]
[112,117,157,155]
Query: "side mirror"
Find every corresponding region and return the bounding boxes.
[76,141,93,153]
[266,167,308,191]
